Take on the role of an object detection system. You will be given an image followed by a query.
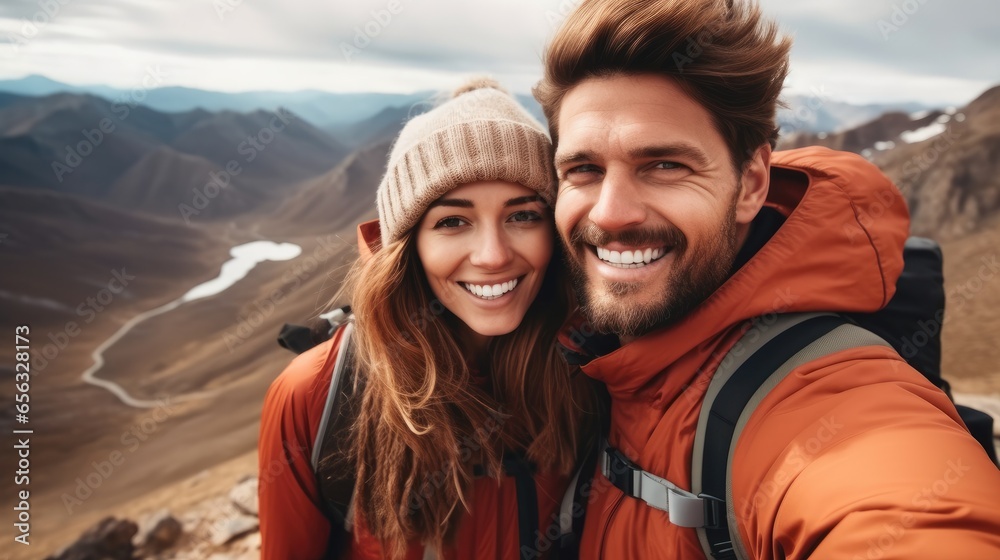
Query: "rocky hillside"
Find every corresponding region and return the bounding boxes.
[781,85,1000,242]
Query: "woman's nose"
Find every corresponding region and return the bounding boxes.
[469,226,514,270]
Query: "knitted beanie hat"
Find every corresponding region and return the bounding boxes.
[376,77,555,246]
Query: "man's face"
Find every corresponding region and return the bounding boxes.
[553,74,765,339]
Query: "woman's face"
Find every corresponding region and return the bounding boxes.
[416,180,554,340]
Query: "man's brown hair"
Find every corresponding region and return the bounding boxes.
[535,0,792,171]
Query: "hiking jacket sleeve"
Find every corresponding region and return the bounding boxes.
[732,348,1000,559]
[258,332,343,560]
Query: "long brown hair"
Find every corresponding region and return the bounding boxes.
[331,226,594,556]
[534,0,791,172]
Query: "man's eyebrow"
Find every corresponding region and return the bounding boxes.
[554,144,712,169]
[554,150,596,169]
[628,144,711,168]
[428,198,473,209]
[504,195,542,207]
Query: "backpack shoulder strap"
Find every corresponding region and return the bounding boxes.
[311,320,362,535]
[599,314,892,558]
[692,313,891,560]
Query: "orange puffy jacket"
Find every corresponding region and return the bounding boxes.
[258,221,569,560]
[571,147,1000,559]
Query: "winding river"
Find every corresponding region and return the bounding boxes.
[81,241,302,408]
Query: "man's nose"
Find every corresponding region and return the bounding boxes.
[588,169,647,231]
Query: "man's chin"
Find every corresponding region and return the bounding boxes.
[581,283,673,338]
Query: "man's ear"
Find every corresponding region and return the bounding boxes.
[735,144,771,225]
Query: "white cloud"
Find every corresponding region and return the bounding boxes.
[0,0,996,104]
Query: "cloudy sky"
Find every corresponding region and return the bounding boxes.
[0,0,996,105]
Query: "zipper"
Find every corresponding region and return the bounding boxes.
[599,493,625,560]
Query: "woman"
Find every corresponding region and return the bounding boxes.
[259,78,597,559]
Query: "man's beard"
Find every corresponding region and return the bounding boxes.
[564,192,742,339]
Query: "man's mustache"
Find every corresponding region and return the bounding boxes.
[568,222,687,252]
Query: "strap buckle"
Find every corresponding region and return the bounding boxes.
[601,446,732,531]
[699,492,727,530]
[601,446,641,496]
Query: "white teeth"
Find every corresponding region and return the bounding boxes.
[463,278,518,300]
[595,246,668,268]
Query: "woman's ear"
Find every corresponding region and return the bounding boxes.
[735,144,771,225]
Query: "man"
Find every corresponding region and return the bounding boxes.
[536,0,1000,558]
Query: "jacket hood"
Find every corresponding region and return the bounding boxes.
[356,219,381,261]
[580,146,910,394]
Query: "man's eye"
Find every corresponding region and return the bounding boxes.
[434,217,467,229]
[654,161,683,170]
[566,164,601,176]
[508,210,542,223]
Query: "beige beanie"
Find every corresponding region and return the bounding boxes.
[376,77,555,246]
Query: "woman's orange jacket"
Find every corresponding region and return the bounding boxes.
[258,222,568,559]
[571,148,1000,559]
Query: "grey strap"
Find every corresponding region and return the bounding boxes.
[690,313,829,555]
[722,320,890,560]
[559,456,585,535]
[310,321,354,471]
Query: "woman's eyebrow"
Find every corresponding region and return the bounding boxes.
[429,198,473,208]
[504,195,542,207]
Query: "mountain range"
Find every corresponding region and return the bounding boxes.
[1,78,998,559]
[0,74,932,135]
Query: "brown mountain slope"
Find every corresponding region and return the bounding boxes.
[939,219,1000,394]
[0,95,349,219]
[780,109,946,154]
[107,145,257,219]
[168,109,349,191]
[876,86,1000,241]
[0,186,236,557]
[262,140,390,237]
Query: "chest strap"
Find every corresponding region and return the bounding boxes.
[601,445,725,529]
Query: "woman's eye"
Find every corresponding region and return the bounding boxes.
[508,210,542,223]
[433,217,467,229]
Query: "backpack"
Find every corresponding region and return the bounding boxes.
[597,237,999,560]
[277,311,574,560]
